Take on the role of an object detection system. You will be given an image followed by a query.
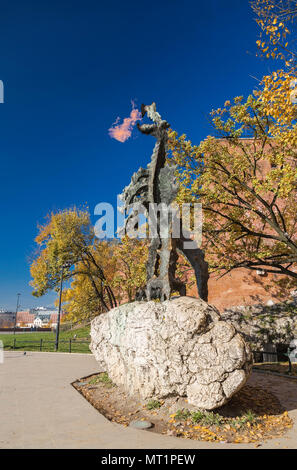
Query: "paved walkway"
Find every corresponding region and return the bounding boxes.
[0,351,296,449]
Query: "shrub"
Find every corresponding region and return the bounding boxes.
[146,400,162,410]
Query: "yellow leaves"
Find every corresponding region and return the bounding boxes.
[109,235,147,303]
[234,96,243,104]
[260,70,297,127]
[252,0,295,67]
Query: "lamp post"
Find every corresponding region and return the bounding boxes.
[14,293,21,335]
[55,265,66,351]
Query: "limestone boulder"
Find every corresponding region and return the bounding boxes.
[90,296,253,410]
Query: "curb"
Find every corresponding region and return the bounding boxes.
[4,350,92,357]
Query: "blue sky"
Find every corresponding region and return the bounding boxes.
[0,0,277,310]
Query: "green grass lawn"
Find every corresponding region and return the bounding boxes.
[0,326,91,353]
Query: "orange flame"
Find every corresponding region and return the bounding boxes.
[108,102,142,142]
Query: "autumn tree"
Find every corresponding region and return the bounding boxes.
[168,91,297,287]
[109,236,147,303]
[61,237,147,322]
[30,207,117,313]
[165,2,297,290]
[62,271,109,323]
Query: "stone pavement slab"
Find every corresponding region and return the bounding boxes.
[0,351,296,449]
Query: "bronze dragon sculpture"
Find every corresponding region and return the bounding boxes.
[120,102,209,302]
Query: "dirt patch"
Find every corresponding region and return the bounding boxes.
[73,372,293,444]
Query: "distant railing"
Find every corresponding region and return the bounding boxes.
[11,338,90,353]
[253,350,279,360]
[0,327,52,332]
[252,349,296,374]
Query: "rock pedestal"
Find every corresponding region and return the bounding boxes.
[90,297,253,410]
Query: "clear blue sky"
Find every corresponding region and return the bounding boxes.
[0,0,277,310]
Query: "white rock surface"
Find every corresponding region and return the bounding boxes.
[90,297,253,410]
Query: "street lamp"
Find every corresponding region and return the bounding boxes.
[14,293,21,335]
[55,264,69,351]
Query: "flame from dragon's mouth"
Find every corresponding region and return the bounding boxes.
[108,100,142,142]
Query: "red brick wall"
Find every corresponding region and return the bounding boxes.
[188,268,288,312]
